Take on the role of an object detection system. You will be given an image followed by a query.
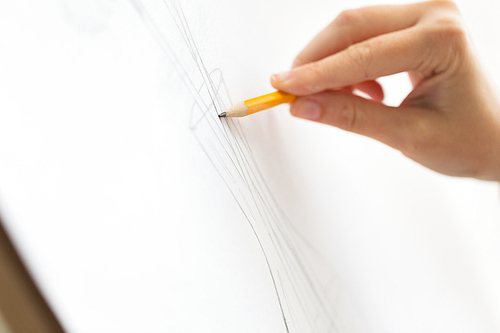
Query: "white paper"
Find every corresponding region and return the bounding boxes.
[0,0,499,332]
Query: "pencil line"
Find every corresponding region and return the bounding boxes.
[127,1,341,331]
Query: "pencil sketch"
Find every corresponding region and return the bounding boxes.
[129,0,341,331]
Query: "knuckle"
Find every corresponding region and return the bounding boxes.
[334,9,362,27]
[446,28,468,54]
[434,14,466,32]
[334,96,358,132]
[419,15,468,73]
[439,20,467,44]
[345,42,373,79]
[430,0,460,12]
[429,17,468,53]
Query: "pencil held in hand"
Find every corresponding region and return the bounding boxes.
[219,91,296,118]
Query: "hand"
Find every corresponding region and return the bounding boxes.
[271,0,500,182]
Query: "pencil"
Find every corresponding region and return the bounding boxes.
[218,91,296,118]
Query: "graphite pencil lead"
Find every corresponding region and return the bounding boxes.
[218,112,226,118]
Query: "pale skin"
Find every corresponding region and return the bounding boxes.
[271,0,500,182]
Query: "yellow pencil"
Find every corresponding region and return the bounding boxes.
[218,91,296,118]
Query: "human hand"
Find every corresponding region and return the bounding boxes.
[271,0,500,182]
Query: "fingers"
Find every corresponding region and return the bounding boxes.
[292,3,425,68]
[317,80,384,102]
[273,26,433,95]
[408,71,426,88]
[290,90,428,151]
[352,80,384,102]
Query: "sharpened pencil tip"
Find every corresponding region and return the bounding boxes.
[218,112,226,118]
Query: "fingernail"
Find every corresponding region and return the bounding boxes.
[272,71,291,82]
[294,100,321,120]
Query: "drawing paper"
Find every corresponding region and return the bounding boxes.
[0,0,499,332]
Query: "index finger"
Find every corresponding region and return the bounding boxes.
[292,3,426,68]
[273,26,437,95]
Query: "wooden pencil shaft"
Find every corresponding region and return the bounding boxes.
[224,91,296,117]
[246,91,296,115]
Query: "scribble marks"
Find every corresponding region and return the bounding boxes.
[129,0,342,332]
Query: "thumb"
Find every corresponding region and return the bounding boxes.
[291,90,430,152]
